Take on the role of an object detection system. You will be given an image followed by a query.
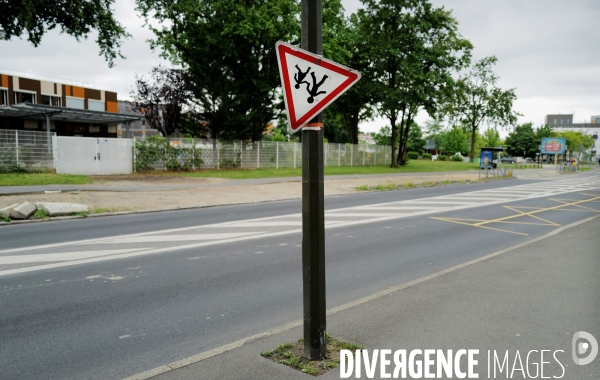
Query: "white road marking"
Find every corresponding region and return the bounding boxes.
[95,232,265,244]
[0,249,148,265]
[0,175,598,277]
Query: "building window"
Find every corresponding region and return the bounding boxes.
[14,91,36,104]
[567,119,570,124]
[593,133,598,140]
[560,118,563,124]
[41,95,51,105]
[65,96,84,109]
[554,119,557,125]
[0,89,7,105]
[88,99,105,112]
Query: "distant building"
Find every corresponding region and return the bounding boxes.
[117,100,161,138]
[358,133,375,145]
[0,73,139,138]
[546,113,599,158]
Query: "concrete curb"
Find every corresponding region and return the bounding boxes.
[123,214,599,380]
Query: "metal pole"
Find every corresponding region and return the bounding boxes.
[338,143,341,166]
[350,144,353,166]
[276,141,279,169]
[301,0,326,360]
[46,114,51,153]
[257,142,260,169]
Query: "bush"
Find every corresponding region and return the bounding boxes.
[452,155,463,162]
[438,155,448,161]
[422,153,432,160]
[135,136,204,171]
[407,152,419,160]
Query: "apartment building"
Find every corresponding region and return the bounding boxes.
[546,113,599,158]
[0,73,139,138]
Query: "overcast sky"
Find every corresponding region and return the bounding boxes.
[2,0,598,134]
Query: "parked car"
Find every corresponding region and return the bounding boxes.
[500,157,516,164]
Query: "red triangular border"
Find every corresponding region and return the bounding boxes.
[276,42,360,133]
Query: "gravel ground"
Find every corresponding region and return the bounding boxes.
[0,172,482,215]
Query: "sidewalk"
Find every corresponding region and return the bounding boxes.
[0,167,561,196]
[129,216,600,380]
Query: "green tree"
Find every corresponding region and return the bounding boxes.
[505,122,538,158]
[136,0,299,141]
[0,0,130,67]
[372,126,392,146]
[322,111,350,143]
[358,0,471,167]
[423,119,445,153]
[130,66,195,137]
[556,131,595,157]
[442,125,468,155]
[536,124,556,140]
[448,56,519,160]
[481,127,501,148]
[407,123,426,152]
[327,12,376,144]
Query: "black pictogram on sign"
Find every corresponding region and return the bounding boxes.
[294,65,328,103]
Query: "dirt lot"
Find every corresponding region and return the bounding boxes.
[0,172,482,215]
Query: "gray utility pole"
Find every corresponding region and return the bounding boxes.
[301,0,326,360]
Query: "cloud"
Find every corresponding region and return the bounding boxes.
[0,0,597,132]
[343,0,600,131]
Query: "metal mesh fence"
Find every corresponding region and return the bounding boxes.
[0,129,55,173]
[133,138,392,171]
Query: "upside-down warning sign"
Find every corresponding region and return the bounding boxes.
[275,41,361,133]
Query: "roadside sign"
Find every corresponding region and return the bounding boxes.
[541,137,566,154]
[275,41,360,133]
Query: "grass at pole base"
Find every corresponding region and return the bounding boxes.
[260,334,362,376]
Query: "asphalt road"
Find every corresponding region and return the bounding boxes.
[0,174,599,379]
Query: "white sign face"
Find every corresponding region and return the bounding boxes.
[283,54,349,122]
[276,42,361,133]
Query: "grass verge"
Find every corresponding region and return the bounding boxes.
[356,179,483,192]
[34,207,49,219]
[261,334,362,376]
[133,161,481,180]
[0,173,92,187]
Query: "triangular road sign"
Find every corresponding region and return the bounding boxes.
[276,41,361,133]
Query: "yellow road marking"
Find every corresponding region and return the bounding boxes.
[474,195,600,227]
[430,194,600,235]
[430,217,529,236]
[503,206,560,226]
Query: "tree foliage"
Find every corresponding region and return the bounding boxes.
[481,127,501,148]
[0,0,129,67]
[130,66,196,137]
[505,122,538,158]
[358,0,472,166]
[556,131,595,156]
[406,123,426,153]
[442,125,468,155]
[136,0,299,141]
[536,124,556,140]
[327,12,376,144]
[423,119,445,153]
[448,56,519,160]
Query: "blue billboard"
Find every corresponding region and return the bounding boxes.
[540,137,566,154]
